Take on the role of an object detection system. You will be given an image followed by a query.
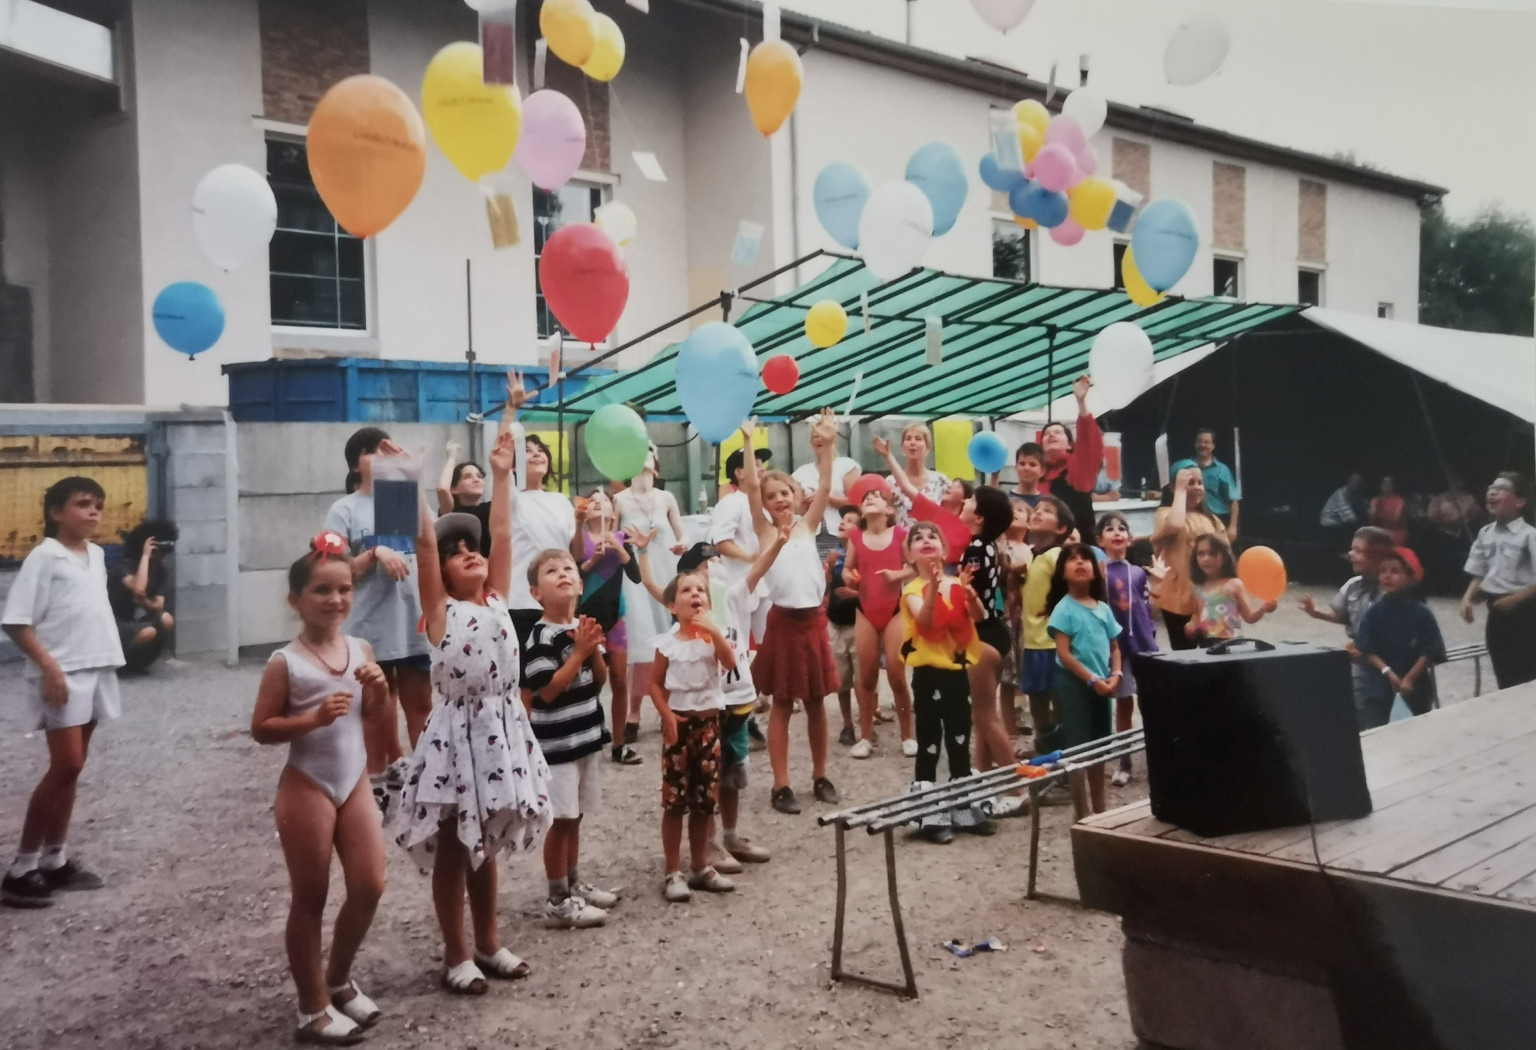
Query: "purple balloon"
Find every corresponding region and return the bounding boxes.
[1033,144,1079,193]
[516,90,587,191]
[1049,218,1086,246]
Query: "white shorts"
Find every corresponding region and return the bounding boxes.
[546,751,602,820]
[30,668,121,732]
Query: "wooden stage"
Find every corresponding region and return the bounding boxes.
[1072,682,1536,1050]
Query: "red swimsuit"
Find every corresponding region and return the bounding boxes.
[852,526,909,632]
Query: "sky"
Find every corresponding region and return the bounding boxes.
[780,0,1536,222]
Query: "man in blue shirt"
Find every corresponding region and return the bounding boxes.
[1170,428,1241,539]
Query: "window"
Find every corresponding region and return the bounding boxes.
[991,218,1031,283]
[1298,268,1324,307]
[1213,256,1242,298]
[1377,302,1394,319]
[266,138,367,330]
[534,181,605,340]
[1112,242,1129,290]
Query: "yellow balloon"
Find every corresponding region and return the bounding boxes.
[581,13,626,82]
[1069,176,1117,231]
[421,43,522,183]
[541,0,597,68]
[1014,99,1050,140]
[744,40,803,136]
[1017,122,1044,164]
[805,300,848,348]
[1123,248,1166,307]
[1014,215,1038,230]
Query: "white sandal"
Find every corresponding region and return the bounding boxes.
[294,1004,364,1045]
[328,980,382,1028]
[473,947,531,980]
[441,959,488,996]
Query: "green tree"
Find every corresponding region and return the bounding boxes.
[1419,204,1534,337]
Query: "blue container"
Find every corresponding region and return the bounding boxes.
[222,358,609,424]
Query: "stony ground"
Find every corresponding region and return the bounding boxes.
[0,588,1483,1050]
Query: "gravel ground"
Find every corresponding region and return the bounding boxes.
[0,588,1484,1050]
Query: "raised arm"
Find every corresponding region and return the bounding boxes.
[415,491,448,647]
[1231,580,1277,624]
[739,421,772,544]
[486,429,517,601]
[436,441,461,515]
[1152,469,1196,543]
[804,408,838,532]
[497,369,529,438]
[874,436,919,501]
[1065,375,1104,491]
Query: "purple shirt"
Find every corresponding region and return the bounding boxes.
[1103,559,1157,657]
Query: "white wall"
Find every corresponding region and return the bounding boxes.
[1326,183,1421,322]
[0,108,52,398]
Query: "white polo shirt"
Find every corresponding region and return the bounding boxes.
[2,539,125,677]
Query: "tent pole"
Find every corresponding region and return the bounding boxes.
[1045,327,1056,423]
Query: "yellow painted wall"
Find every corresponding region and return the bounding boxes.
[716,425,773,484]
[0,435,148,561]
[527,428,572,495]
[933,419,976,482]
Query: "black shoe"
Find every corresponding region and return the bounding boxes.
[812,777,840,805]
[747,719,767,752]
[1,870,54,909]
[837,726,856,747]
[921,825,954,845]
[623,722,639,745]
[38,860,104,892]
[771,787,801,814]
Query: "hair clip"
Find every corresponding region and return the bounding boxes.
[312,531,348,557]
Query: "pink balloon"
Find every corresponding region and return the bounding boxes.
[516,89,587,191]
[1076,146,1098,177]
[1045,114,1086,151]
[1049,218,1086,246]
[1033,144,1079,193]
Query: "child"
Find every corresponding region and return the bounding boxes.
[1097,513,1158,787]
[958,487,1019,781]
[1000,500,1034,748]
[250,533,390,1043]
[1186,534,1277,644]
[842,487,913,759]
[2,477,123,909]
[1010,443,1046,509]
[1460,472,1536,690]
[825,506,863,748]
[520,548,617,929]
[574,489,642,765]
[877,437,973,569]
[1356,547,1446,729]
[1020,495,1075,767]
[1299,526,1394,712]
[396,431,551,995]
[1046,543,1123,819]
[899,523,992,844]
[650,570,740,900]
[435,441,491,555]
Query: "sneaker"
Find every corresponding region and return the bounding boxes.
[706,846,744,876]
[663,872,692,902]
[991,795,1029,819]
[849,738,874,760]
[624,722,639,745]
[812,777,840,805]
[687,866,736,893]
[1037,781,1073,807]
[571,881,619,909]
[725,837,771,864]
[544,895,607,929]
[1111,768,1132,788]
[770,786,801,814]
[38,860,104,892]
[747,719,768,752]
[0,870,53,909]
[838,725,856,747]
[901,738,918,758]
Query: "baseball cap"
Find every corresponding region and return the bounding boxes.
[724,447,772,479]
[435,511,482,551]
[677,542,719,573]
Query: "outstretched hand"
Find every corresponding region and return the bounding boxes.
[872,436,891,459]
[488,429,517,475]
[1072,374,1093,404]
[506,369,529,409]
[810,407,838,450]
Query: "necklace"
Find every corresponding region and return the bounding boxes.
[297,637,349,676]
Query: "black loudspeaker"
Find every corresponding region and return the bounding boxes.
[1132,639,1372,837]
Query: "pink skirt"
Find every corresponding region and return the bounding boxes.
[753,605,841,703]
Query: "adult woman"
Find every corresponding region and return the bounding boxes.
[506,411,576,645]
[1150,467,1228,650]
[435,445,491,555]
[890,423,951,528]
[1370,475,1408,546]
[109,520,178,674]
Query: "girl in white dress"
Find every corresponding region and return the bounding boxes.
[395,430,552,996]
[616,446,688,742]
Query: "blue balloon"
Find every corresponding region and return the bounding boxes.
[813,162,871,250]
[152,282,225,357]
[904,142,968,237]
[979,152,1024,194]
[967,431,1009,476]
[1008,177,1038,219]
[1026,184,1070,228]
[675,322,760,444]
[1130,199,1200,292]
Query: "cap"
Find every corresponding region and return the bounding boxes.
[435,512,483,551]
[677,542,719,574]
[1390,546,1423,581]
[724,446,772,480]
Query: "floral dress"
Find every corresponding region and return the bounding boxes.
[394,595,552,869]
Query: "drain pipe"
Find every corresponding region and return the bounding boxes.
[222,410,241,667]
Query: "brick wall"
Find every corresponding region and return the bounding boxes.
[1213,161,1246,252]
[259,0,371,126]
[1299,179,1327,264]
[1113,138,1151,198]
[529,1,611,173]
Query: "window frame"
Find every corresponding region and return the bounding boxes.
[1377,302,1394,320]
[1112,241,1129,291]
[533,173,614,351]
[1298,266,1326,308]
[1212,254,1244,299]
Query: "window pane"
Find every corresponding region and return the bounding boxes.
[271,274,339,328]
[1298,270,1322,307]
[266,137,367,330]
[337,236,365,279]
[992,220,1030,282]
[1214,258,1241,297]
[270,229,338,279]
[338,279,367,330]
[1112,243,1129,290]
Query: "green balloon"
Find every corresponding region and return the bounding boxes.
[586,403,650,481]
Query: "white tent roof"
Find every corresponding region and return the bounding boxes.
[1009,343,1221,425]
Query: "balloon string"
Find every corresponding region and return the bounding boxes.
[608,85,648,160]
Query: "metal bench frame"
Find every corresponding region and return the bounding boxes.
[1442,642,1489,697]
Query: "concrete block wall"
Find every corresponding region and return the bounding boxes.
[163,420,234,657]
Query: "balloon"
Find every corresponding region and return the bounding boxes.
[858,181,934,282]
[586,403,650,481]
[1123,248,1166,307]
[813,162,871,250]
[1007,178,1036,219]
[1075,145,1098,177]
[538,223,629,343]
[969,0,1036,32]
[1164,13,1231,87]
[675,322,760,443]
[1049,218,1085,247]
[421,42,522,183]
[1045,114,1087,152]
[593,200,637,245]
[904,142,968,237]
[581,13,625,81]
[1237,546,1288,603]
[152,282,225,357]
[1013,215,1037,230]
[1068,176,1116,231]
[805,300,848,348]
[847,474,892,508]
[744,40,802,137]
[762,354,800,395]
[191,164,276,271]
[1013,99,1050,141]
[1062,89,1108,137]
[967,431,1009,475]
[1017,121,1044,164]
[1131,199,1200,292]
[1023,182,1068,228]
[515,89,586,190]
[1032,144,1078,193]
[307,75,426,238]
[978,152,1024,193]
[540,0,597,67]
[1088,322,1155,411]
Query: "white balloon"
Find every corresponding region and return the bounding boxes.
[191,164,277,272]
[1088,322,1155,411]
[968,0,1036,33]
[1164,13,1231,87]
[1062,89,1108,138]
[858,181,934,283]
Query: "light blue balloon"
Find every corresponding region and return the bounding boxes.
[675,322,760,444]
[1130,199,1200,292]
[979,152,1024,194]
[152,282,225,357]
[904,142,968,237]
[813,162,871,250]
[968,431,1009,475]
[1008,177,1038,220]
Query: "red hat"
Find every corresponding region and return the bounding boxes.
[1390,546,1423,580]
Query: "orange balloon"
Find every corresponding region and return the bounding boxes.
[744,40,803,136]
[1237,545,1287,603]
[307,75,427,238]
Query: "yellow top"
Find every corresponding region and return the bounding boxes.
[1150,507,1228,617]
[1023,546,1061,651]
[900,577,982,671]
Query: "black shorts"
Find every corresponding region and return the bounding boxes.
[378,654,431,674]
[977,617,1011,660]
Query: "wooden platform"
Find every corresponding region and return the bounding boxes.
[1072,682,1536,1050]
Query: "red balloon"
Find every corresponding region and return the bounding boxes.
[538,223,629,344]
[762,354,800,395]
[847,474,892,507]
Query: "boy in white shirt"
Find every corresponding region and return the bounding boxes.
[2,477,125,908]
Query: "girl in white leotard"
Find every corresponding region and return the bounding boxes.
[251,532,391,1045]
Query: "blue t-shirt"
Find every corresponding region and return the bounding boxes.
[1047,596,1122,679]
[1170,458,1241,516]
[1355,595,1446,678]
